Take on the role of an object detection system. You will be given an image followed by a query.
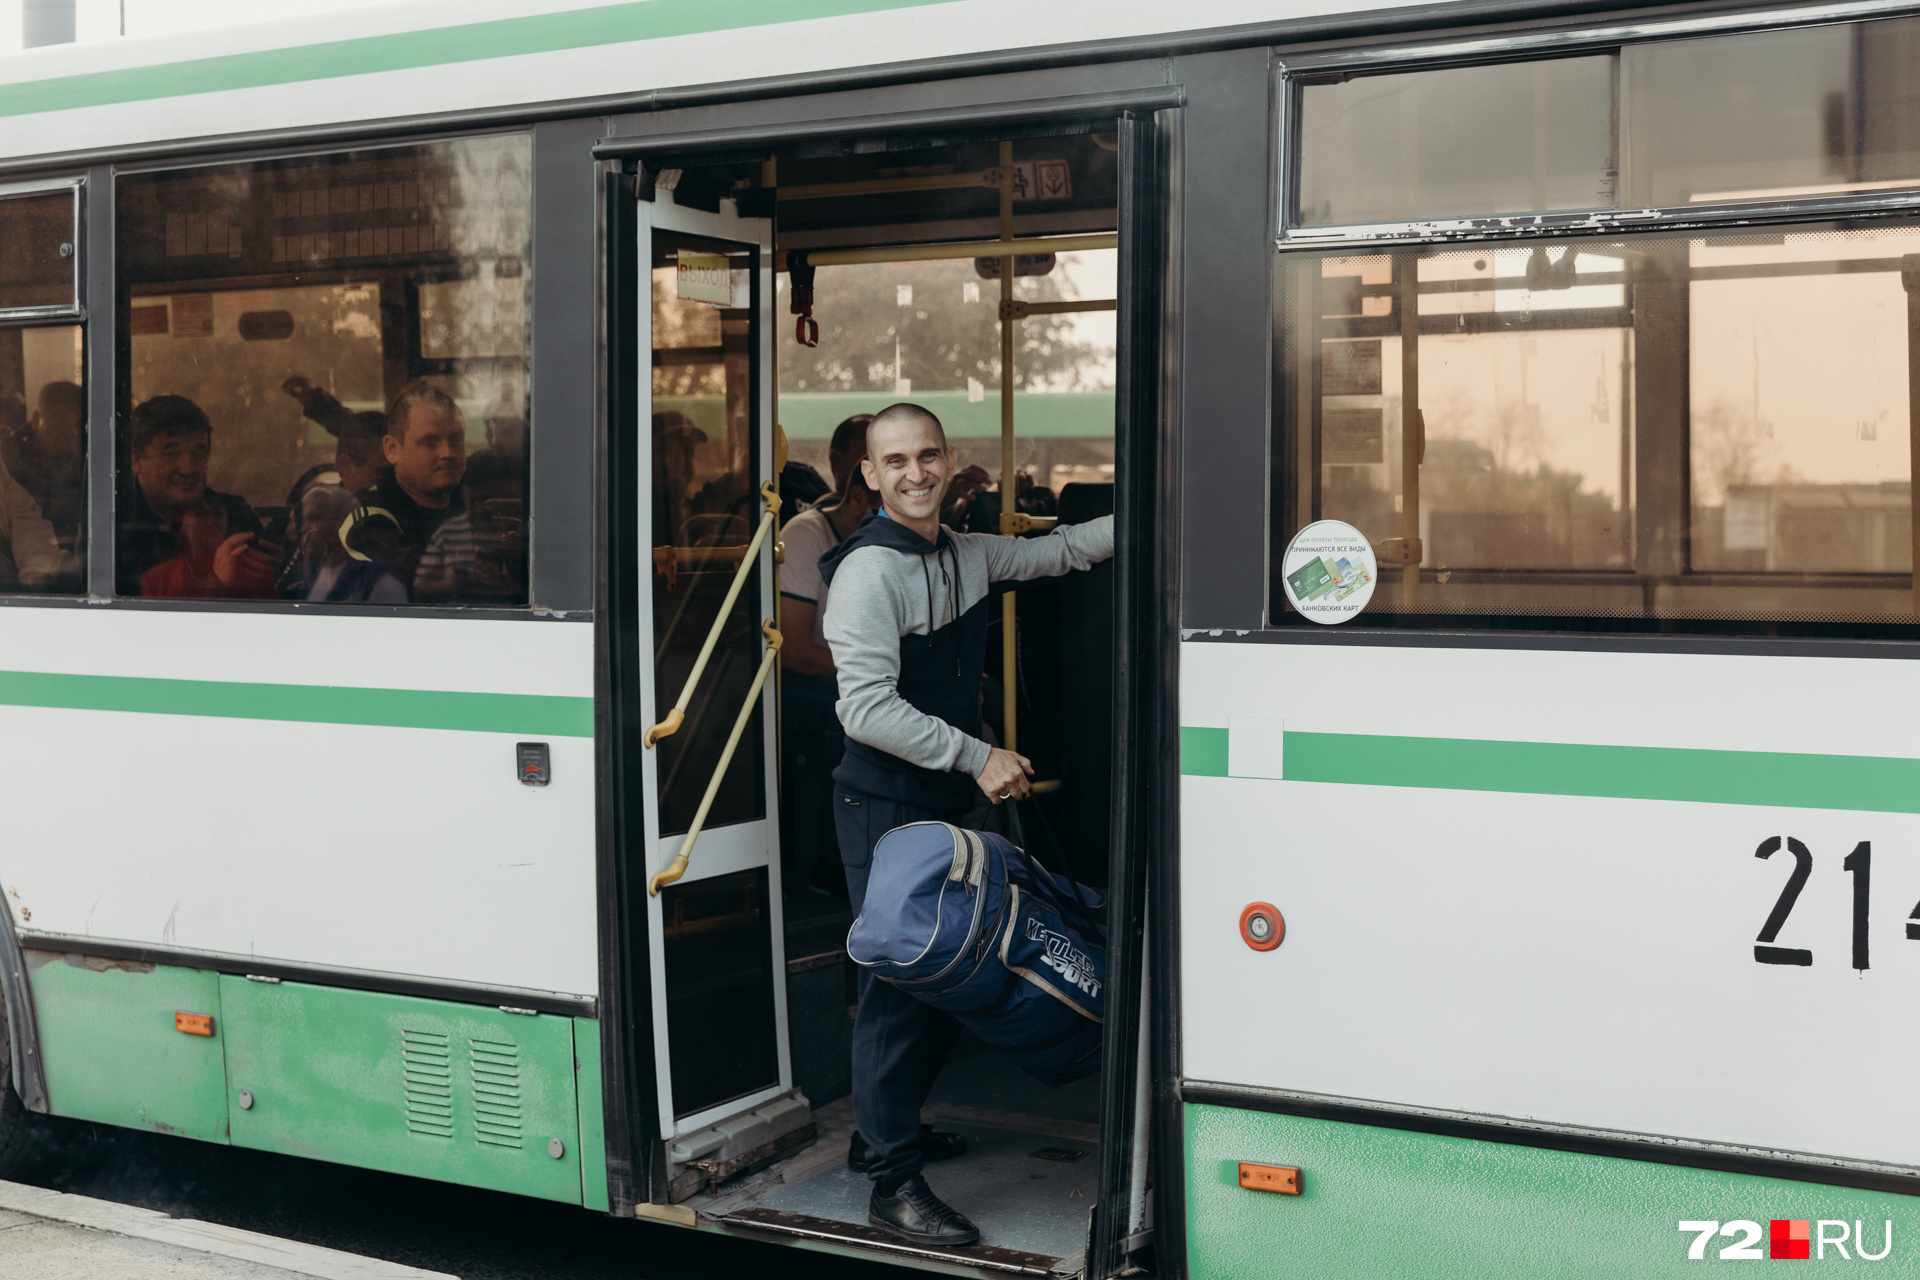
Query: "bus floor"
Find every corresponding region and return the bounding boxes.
[688,1042,1102,1277]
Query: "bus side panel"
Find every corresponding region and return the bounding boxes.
[0,610,598,997]
[27,952,228,1142]
[220,977,583,1204]
[573,1015,609,1212]
[1184,1102,1913,1277]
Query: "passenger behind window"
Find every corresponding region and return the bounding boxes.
[118,395,275,598]
[0,397,73,592]
[411,452,527,605]
[347,381,467,591]
[291,484,406,604]
[281,375,390,495]
[10,381,84,550]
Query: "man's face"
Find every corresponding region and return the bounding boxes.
[131,430,210,512]
[862,415,954,527]
[384,403,467,502]
[335,449,380,495]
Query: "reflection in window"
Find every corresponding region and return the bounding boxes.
[1275,222,1920,626]
[1295,16,1920,227]
[0,324,85,592]
[115,136,530,605]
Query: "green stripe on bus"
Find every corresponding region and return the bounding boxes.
[1182,727,1920,813]
[0,670,593,736]
[0,0,959,119]
[1181,725,1229,777]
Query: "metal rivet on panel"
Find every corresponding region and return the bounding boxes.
[547,1138,566,1159]
[237,1090,255,1110]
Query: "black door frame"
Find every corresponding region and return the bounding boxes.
[594,80,1186,1273]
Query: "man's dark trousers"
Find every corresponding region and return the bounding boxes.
[834,786,966,1188]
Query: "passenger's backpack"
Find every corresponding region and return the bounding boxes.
[846,822,1106,1086]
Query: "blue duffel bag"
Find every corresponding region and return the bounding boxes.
[846,821,1106,1086]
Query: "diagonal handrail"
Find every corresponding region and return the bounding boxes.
[649,620,783,896]
[646,480,781,748]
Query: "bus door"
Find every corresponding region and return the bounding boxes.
[635,191,808,1187]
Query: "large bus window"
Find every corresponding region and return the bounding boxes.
[0,324,85,592]
[1274,219,1920,627]
[114,136,530,605]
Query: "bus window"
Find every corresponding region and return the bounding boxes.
[114,135,530,605]
[1275,219,1920,627]
[0,187,78,314]
[0,323,85,593]
[1296,14,1920,229]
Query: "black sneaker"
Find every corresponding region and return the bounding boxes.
[847,1126,967,1173]
[868,1174,981,1247]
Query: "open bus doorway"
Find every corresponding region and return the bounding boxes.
[628,123,1136,1274]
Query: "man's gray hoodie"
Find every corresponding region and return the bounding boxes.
[819,508,1114,811]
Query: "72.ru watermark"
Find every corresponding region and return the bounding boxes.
[1680,1220,1894,1261]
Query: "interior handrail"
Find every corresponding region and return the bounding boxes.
[649,620,784,896]
[646,481,781,748]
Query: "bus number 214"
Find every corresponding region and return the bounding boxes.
[1751,836,1920,971]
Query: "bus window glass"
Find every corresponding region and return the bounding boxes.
[0,189,78,313]
[1295,17,1920,228]
[774,251,1117,515]
[0,324,86,592]
[1624,19,1920,208]
[115,136,530,605]
[652,238,766,836]
[1296,57,1618,226]
[1275,220,1920,627]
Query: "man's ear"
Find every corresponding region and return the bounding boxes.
[946,444,959,469]
[383,435,402,465]
[860,457,878,489]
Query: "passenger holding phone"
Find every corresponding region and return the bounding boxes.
[117,395,275,598]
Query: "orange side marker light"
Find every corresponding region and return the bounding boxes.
[1239,1162,1300,1195]
[175,1012,214,1037]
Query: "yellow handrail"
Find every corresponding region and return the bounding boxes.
[646,481,781,748]
[649,620,784,896]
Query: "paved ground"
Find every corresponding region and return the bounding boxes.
[15,1119,913,1280]
[0,1208,303,1280]
[0,1182,451,1280]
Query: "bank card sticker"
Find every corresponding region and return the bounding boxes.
[1228,717,1284,780]
[1280,519,1377,625]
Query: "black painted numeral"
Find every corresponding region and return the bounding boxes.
[1844,841,1871,971]
[1754,836,1814,966]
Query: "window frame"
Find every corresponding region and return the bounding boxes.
[0,176,85,323]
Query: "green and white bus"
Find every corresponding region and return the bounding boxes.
[2,0,1920,1275]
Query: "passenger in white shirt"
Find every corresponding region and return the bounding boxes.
[780,414,877,897]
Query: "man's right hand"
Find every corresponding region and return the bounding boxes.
[975,746,1034,804]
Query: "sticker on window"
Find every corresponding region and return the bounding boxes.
[676,249,733,306]
[1279,519,1376,624]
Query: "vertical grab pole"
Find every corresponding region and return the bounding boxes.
[1398,251,1423,613]
[1903,257,1920,617]
[999,140,1019,753]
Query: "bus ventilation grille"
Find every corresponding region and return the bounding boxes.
[471,1038,523,1149]
[400,1029,455,1139]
